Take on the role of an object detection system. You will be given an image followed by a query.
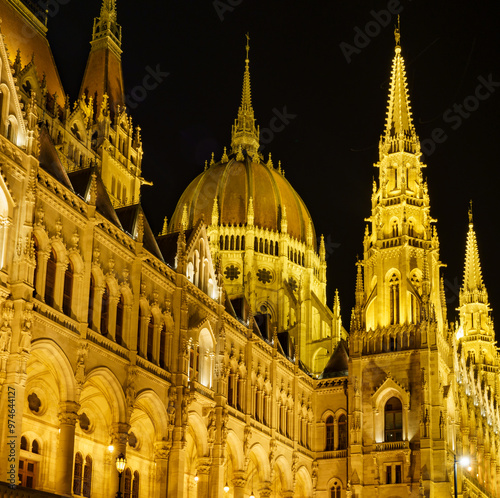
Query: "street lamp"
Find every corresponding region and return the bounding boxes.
[115,453,127,498]
[454,455,470,498]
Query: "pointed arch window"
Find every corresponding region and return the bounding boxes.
[63,261,74,316]
[159,322,166,369]
[137,307,143,356]
[147,315,154,362]
[116,294,124,345]
[100,285,110,335]
[21,436,28,451]
[82,456,92,497]
[88,274,95,329]
[389,273,400,325]
[32,236,39,297]
[384,397,403,442]
[338,414,347,449]
[325,415,335,450]
[392,220,399,238]
[45,249,57,307]
[73,453,83,495]
[330,484,341,498]
[124,468,132,498]
[132,471,139,498]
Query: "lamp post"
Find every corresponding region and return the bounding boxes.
[115,453,127,498]
[454,454,470,498]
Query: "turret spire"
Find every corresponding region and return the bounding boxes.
[380,19,418,155]
[231,34,260,157]
[79,0,125,117]
[460,205,488,305]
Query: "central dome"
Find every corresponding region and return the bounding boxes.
[170,153,316,248]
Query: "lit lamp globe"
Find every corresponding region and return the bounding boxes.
[224,483,230,493]
[116,453,126,474]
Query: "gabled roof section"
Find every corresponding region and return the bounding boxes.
[156,229,194,267]
[115,204,163,260]
[320,339,348,379]
[68,167,123,228]
[38,126,73,190]
[0,21,28,147]
[1,0,65,107]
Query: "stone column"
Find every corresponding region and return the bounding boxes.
[107,423,129,498]
[154,441,170,498]
[197,456,211,497]
[258,482,273,497]
[55,401,80,496]
[232,471,246,498]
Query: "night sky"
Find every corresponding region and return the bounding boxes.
[45,0,500,330]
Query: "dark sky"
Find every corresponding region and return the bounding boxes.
[46,0,500,329]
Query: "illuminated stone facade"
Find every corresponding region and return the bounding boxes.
[0,2,498,497]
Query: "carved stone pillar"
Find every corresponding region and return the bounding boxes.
[232,471,246,498]
[55,401,80,495]
[258,482,273,497]
[154,441,170,498]
[107,423,129,498]
[196,456,211,497]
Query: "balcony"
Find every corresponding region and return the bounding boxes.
[375,440,409,451]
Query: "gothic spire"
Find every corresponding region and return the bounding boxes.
[380,19,418,155]
[231,34,260,157]
[460,204,488,305]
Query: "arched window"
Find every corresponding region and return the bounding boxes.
[116,294,124,345]
[137,307,143,356]
[63,261,74,316]
[32,236,39,297]
[83,455,92,497]
[132,471,139,498]
[88,275,95,329]
[45,249,57,307]
[392,220,399,238]
[100,285,109,335]
[73,453,83,495]
[147,315,154,362]
[219,235,224,250]
[230,235,234,250]
[21,436,28,451]
[325,415,335,450]
[338,414,347,449]
[159,323,166,369]
[330,483,341,498]
[31,439,39,454]
[408,220,414,237]
[389,273,400,325]
[124,468,132,498]
[241,235,245,250]
[384,397,403,442]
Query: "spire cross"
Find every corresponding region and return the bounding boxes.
[245,33,250,62]
[469,200,473,224]
[395,15,401,47]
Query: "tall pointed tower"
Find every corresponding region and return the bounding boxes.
[455,208,500,492]
[348,24,453,496]
[79,0,125,116]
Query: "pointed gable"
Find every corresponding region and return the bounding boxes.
[0,24,27,148]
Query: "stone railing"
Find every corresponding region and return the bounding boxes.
[375,440,409,451]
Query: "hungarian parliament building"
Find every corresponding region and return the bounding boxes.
[0,1,498,497]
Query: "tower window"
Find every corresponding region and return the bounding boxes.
[338,414,347,449]
[325,415,334,451]
[389,273,400,325]
[384,397,403,442]
[45,249,57,307]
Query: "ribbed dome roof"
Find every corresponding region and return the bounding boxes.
[170,154,316,249]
